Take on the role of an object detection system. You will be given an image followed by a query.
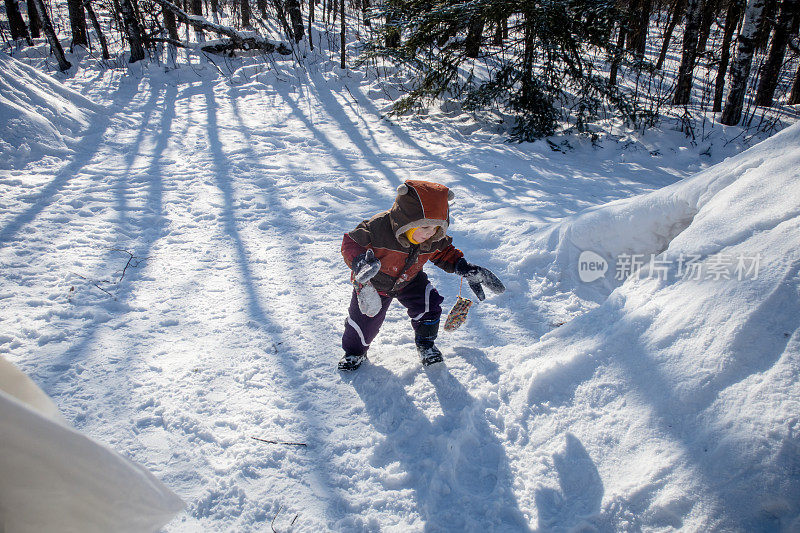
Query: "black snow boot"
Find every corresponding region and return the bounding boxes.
[416,342,444,366]
[415,320,444,366]
[338,352,367,371]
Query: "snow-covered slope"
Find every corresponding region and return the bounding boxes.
[502,122,800,530]
[0,54,101,168]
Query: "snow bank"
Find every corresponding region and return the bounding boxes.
[0,54,100,168]
[0,358,184,533]
[503,122,800,530]
[515,123,797,308]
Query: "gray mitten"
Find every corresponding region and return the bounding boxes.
[356,282,382,317]
[455,258,506,301]
[352,249,381,284]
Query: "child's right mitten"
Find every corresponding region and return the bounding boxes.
[352,249,382,284]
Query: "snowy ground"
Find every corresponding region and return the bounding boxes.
[1,47,798,531]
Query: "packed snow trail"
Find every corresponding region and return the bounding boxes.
[2,52,792,531]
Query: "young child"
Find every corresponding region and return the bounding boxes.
[338,180,505,370]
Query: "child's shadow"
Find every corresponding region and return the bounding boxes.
[349,363,530,531]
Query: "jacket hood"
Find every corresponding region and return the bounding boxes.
[389,180,454,247]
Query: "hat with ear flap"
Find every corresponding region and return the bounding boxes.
[391,180,454,243]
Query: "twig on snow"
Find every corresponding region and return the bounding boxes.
[251,437,307,447]
[70,272,116,300]
[111,249,149,283]
[271,505,300,532]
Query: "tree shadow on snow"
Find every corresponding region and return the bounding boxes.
[534,433,604,532]
[349,363,531,531]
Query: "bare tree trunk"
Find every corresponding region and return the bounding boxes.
[256,0,266,17]
[4,0,33,43]
[789,61,800,104]
[464,15,485,58]
[31,0,72,69]
[83,0,109,58]
[754,0,799,105]
[656,0,686,69]
[307,0,314,48]
[67,0,88,48]
[339,0,344,67]
[26,0,40,37]
[721,0,768,124]
[241,0,250,27]
[191,0,204,40]
[385,0,400,47]
[120,0,146,61]
[630,0,653,57]
[493,17,506,45]
[610,23,626,85]
[713,0,744,111]
[521,13,535,100]
[163,2,179,39]
[754,0,777,49]
[286,0,303,41]
[361,0,369,27]
[696,0,719,54]
[673,0,705,104]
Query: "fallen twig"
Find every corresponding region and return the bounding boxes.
[251,437,307,447]
[70,272,116,300]
[271,505,300,532]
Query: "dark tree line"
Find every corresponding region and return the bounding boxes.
[360,0,800,138]
[3,0,798,134]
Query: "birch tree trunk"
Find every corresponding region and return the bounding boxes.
[720,0,768,124]
[31,0,71,69]
[754,0,799,106]
[713,0,744,111]
[673,0,705,104]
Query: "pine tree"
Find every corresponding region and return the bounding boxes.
[362,0,641,141]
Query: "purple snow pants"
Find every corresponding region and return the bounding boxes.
[342,271,444,356]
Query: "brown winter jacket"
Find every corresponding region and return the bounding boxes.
[341,180,464,295]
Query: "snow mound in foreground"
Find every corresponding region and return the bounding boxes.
[0,358,184,533]
[0,54,100,168]
[504,123,800,530]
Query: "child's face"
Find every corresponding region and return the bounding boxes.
[414,225,438,242]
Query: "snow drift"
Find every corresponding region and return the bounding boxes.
[0,54,100,168]
[0,358,184,533]
[505,123,800,530]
